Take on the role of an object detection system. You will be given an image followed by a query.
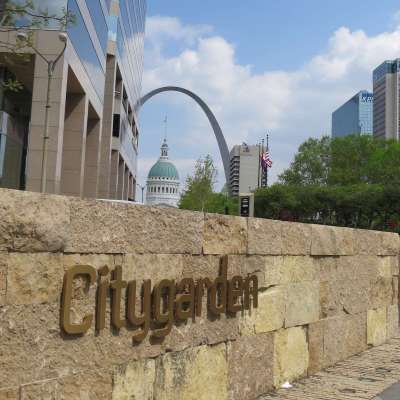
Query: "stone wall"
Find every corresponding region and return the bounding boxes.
[0,188,398,400]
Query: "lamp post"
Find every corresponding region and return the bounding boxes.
[17,31,67,193]
[137,183,145,204]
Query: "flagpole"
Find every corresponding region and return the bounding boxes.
[257,141,261,189]
[261,139,265,187]
[266,133,269,188]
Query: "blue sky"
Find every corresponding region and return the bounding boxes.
[137,1,400,195]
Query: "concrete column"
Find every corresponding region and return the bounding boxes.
[83,115,102,199]
[123,166,129,200]
[60,93,88,197]
[98,55,117,199]
[128,173,133,200]
[109,150,119,199]
[117,159,124,200]
[25,54,68,193]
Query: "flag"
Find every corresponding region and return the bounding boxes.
[260,151,272,171]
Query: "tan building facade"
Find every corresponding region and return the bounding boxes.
[0,0,146,200]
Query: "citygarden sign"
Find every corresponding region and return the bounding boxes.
[60,256,259,342]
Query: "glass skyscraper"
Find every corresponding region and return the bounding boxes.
[373,59,400,140]
[332,91,373,138]
[0,0,147,200]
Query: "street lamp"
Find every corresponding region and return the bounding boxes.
[137,183,145,204]
[17,31,68,193]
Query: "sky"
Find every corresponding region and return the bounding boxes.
[137,0,400,195]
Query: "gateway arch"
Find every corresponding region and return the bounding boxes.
[139,86,231,190]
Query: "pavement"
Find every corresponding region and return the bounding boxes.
[261,337,400,400]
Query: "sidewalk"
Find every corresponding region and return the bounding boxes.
[261,337,400,400]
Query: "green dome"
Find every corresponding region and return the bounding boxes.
[148,160,179,180]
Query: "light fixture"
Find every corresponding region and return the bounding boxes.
[58,32,68,43]
[16,31,28,42]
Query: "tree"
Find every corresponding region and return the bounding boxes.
[0,1,75,91]
[179,155,238,215]
[278,136,331,185]
[259,134,400,232]
[179,155,217,212]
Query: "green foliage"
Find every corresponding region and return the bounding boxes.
[255,184,400,232]
[259,134,400,232]
[0,1,75,93]
[0,1,75,30]
[279,136,331,185]
[179,155,238,215]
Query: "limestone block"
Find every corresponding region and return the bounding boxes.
[369,276,394,309]
[227,333,274,400]
[182,255,220,279]
[6,253,64,305]
[336,256,378,280]
[281,222,311,255]
[285,281,319,327]
[248,218,282,255]
[203,214,247,255]
[154,344,228,400]
[387,304,400,339]
[273,327,309,387]
[0,303,162,388]
[311,225,355,256]
[320,278,370,318]
[393,277,399,305]
[240,286,286,335]
[113,359,156,400]
[20,379,59,399]
[164,315,239,352]
[64,253,117,272]
[122,253,184,282]
[66,199,204,254]
[317,256,338,281]
[390,256,399,276]
[0,189,70,252]
[355,229,383,255]
[58,371,113,400]
[241,256,267,287]
[308,321,324,374]
[322,313,367,368]
[0,256,6,305]
[367,308,387,346]
[260,256,283,288]
[257,256,317,289]
[0,387,18,399]
[281,256,318,283]
[377,257,394,278]
[380,232,400,256]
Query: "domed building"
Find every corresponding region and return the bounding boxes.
[146,139,180,207]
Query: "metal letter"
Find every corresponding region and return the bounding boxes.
[152,279,175,338]
[110,265,127,329]
[61,265,96,335]
[175,278,195,321]
[127,279,151,343]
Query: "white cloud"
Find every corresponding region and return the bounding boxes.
[141,15,400,187]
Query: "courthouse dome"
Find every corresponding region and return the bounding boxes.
[146,139,180,208]
[148,159,179,180]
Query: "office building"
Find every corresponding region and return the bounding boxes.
[373,59,400,140]
[146,139,180,208]
[230,144,260,197]
[0,0,146,200]
[332,91,373,138]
